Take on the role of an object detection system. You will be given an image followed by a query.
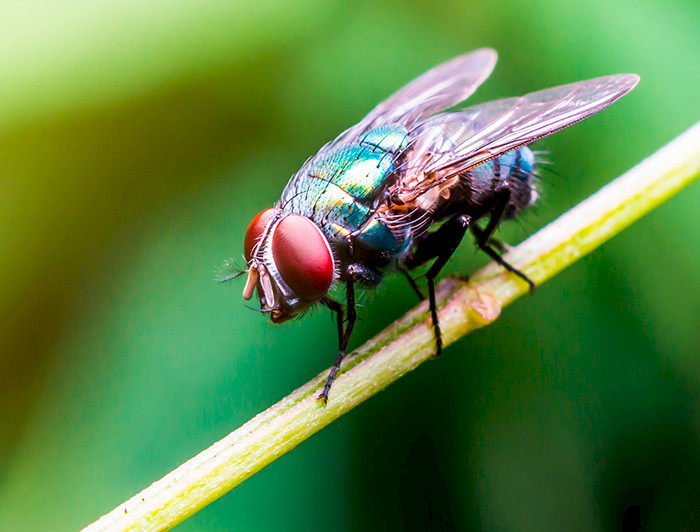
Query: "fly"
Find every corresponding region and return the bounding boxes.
[218,49,639,402]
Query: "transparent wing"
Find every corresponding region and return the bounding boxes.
[394,74,640,202]
[335,48,497,145]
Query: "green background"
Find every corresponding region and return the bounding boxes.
[1,0,699,530]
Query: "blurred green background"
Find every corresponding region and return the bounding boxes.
[1,0,699,530]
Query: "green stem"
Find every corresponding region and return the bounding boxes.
[84,123,700,532]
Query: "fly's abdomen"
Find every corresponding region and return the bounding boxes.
[497,147,535,183]
[442,146,537,221]
[466,146,535,185]
[494,147,537,216]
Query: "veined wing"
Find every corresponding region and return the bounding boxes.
[393,74,640,203]
[336,48,497,145]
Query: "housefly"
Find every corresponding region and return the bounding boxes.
[219,49,638,402]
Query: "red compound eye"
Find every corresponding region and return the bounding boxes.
[244,208,277,261]
[271,215,334,301]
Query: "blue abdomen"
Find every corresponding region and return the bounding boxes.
[470,146,535,184]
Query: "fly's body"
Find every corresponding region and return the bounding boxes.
[220,49,638,402]
[279,124,536,282]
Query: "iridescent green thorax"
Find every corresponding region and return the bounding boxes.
[279,125,409,256]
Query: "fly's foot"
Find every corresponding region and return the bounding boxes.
[525,278,537,293]
[316,392,329,405]
[510,267,536,292]
[457,273,471,285]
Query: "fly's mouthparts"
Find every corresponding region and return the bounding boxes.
[258,268,277,310]
[242,266,259,301]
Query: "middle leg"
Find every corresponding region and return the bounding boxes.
[403,213,472,357]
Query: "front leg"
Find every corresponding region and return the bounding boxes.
[318,263,383,403]
[318,277,357,403]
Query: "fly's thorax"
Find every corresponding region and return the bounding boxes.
[242,208,336,322]
[276,124,411,273]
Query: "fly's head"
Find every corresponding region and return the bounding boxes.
[241,208,335,323]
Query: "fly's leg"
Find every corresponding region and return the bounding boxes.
[472,188,536,292]
[470,227,510,254]
[398,266,425,300]
[318,279,356,403]
[318,264,381,403]
[320,296,344,352]
[424,215,471,357]
[404,214,472,357]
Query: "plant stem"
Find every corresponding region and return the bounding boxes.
[84,122,700,532]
